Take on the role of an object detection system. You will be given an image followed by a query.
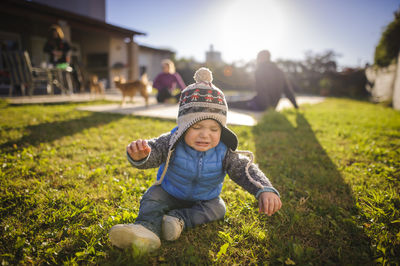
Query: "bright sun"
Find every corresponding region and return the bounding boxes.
[219,0,286,62]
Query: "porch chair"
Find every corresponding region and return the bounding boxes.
[2,50,52,96]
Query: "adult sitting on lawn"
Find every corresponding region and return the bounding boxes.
[153,59,186,103]
[109,67,282,253]
[229,50,299,111]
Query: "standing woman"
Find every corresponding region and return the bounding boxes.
[43,25,74,93]
[153,59,186,103]
[43,25,71,66]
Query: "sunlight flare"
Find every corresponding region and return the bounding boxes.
[220,0,286,61]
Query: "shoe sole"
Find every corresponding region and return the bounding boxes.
[109,224,161,252]
[162,216,183,241]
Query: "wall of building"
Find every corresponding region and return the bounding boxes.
[139,50,159,81]
[29,36,47,67]
[393,53,400,110]
[79,32,110,86]
[138,48,173,81]
[366,51,400,110]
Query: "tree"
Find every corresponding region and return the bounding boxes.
[303,50,338,74]
[374,8,400,67]
[277,50,339,94]
[175,58,253,91]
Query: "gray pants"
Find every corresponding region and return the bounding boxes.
[135,185,226,237]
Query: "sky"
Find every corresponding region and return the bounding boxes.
[106,0,400,67]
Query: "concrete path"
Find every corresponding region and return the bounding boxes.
[4,91,324,126]
[76,94,325,126]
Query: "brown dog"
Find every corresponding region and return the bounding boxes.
[114,74,149,106]
[89,75,105,96]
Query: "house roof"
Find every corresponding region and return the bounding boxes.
[1,0,146,37]
[139,44,175,54]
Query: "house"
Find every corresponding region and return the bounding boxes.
[0,0,174,94]
[138,44,175,81]
[0,0,145,92]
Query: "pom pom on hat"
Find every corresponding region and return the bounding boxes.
[193,67,213,83]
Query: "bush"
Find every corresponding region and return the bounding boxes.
[327,69,370,97]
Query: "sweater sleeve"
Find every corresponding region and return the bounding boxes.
[174,73,186,90]
[152,73,163,91]
[223,149,280,199]
[126,131,172,169]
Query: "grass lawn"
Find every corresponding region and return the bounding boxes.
[0,98,399,265]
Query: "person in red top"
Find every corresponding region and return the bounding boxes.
[153,59,186,103]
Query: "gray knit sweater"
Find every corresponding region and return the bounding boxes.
[128,131,280,199]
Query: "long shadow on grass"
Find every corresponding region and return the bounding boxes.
[0,112,123,152]
[253,110,373,264]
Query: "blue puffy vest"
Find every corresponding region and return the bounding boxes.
[157,139,228,201]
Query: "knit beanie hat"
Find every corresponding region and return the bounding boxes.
[168,67,238,151]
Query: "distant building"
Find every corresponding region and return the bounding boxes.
[0,0,145,91]
[205,45,223,65]
[138,45,175,81]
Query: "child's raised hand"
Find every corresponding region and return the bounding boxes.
[258,192,282,216]
[127,139,151,161]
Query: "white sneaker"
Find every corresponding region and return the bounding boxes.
[162,215,184,241]
[109,224,161,252]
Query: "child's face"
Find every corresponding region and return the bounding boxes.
[184,119,221,152]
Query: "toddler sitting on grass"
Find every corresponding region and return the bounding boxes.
[109,67,282,252]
